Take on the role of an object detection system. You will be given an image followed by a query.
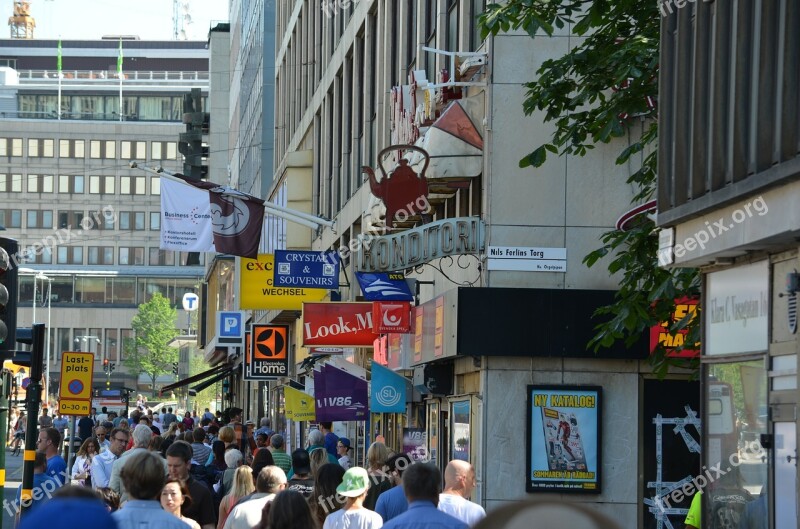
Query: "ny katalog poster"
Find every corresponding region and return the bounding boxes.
[526,385,602,493]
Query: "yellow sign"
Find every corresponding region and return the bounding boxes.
[59,399,91,415]
[58,352,94,414]
[239,254,328,310]
[284,386,316,421]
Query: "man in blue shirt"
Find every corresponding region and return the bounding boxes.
[383,463,469,529]
[15,451,57,520]
[376,454,412,522]
[37,427,67,486]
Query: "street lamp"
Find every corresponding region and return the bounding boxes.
[33,273,52,401]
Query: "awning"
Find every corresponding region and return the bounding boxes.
[192,366,235,393]
[159,364,230,395]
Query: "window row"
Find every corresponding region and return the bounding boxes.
[19,245,204,267]
[0,174,161,195]
[30,327,134,364]
[0,138,178,160]
[19,275,201,307]
[17,95,206,122]
[2,209,166,231]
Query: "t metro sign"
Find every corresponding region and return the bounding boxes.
[302,302,375,346]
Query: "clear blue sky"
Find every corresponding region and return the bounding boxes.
[4,0,229,40]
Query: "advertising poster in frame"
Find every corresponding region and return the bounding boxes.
[526,385,602,493]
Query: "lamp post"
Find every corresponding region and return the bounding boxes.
[34,273,52,402]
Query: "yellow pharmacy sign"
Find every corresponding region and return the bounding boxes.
[239,254,328,310]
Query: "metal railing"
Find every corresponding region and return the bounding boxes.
[16,69,209,83]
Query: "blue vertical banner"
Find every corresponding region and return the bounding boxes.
[370,362,407,413]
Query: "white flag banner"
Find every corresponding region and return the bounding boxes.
[160,177,216,253]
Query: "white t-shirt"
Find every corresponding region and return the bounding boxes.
[323,507,383,529]
[438,494,486,527]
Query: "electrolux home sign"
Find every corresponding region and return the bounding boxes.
[356,217,485,272]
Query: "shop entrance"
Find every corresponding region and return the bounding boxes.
[774,422,796,528]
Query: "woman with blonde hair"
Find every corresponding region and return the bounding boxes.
[217,465,254,529]
[71,437,100,486]
[363,441,392,510]
[218,425,236,449]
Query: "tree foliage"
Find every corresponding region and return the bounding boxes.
[123,292,180,396]
[480,0,700,376]
[190,353,218,412]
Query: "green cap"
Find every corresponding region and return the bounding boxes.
[336,466,370,497]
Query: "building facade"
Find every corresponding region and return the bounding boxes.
[658,2,795,527]
[0,38,207,399]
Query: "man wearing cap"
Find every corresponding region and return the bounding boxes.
[382,463,468,529]
[438,460,486,526]
[286,448,315,498]
[269,434,292,474]
[337,437,353,469]
[323,467,384,529]
[223,466,287,529]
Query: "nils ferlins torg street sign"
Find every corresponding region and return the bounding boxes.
[59,351,94,415]
[302,302,375,347]
[247,324,290,380]
[356,217,485,273]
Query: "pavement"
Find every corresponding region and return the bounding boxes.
[1,445,25,529]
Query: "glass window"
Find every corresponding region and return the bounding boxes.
[28,139,39,157]
[105,329,119,362]
[27,174,38,193]
[42,175,53,193]
[43,140,54,157]
[77,277,106,303]
[151,177,161,195]
[10,174,21,192]
[120,176,131,194]
[90,140,101,159]
[134,176,146,195]
[11,139,22,157]
[105,140,116,158]
[104,176,115,194]
[150,211,160,230]
[110,278,135,304]
[121,141,131,159]
[119,212,130,230]
[74,175,84,193]
[26,210,36,228]
[134,212,145,230]
[59,139,69,158]
[704,360,768,525]
[89,175,101,194]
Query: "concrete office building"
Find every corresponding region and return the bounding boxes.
[0,38,207,397]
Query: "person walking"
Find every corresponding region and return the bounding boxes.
[217,465,254,529]
[161,478,201,529]
[222,466,288,529]
[309,463,345,527]
[259,489,315,529]
[323,467,384,529]
[38,408,53,429]
[165,440,216,529]
[375,455,413,523]
[71,438,100,487]
[111,451,189,529]
[37,427,67,485]
[382,464,468,529]
[438,460,486,526]
[336,437,352,470]
[268,434,292,475]
[110,424,167,502]
[92,427,129,489]
[364,442,392,510]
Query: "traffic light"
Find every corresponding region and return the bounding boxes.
[178,88,209,180]
[172,362,178,375]
[0,237,19,355]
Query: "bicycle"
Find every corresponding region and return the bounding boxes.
[10,432,24,456]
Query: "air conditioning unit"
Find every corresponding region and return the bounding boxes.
[458,54,487,79]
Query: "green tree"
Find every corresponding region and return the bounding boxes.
[189,353,218,412]
[123,292,180,396]
[480,1,700,376]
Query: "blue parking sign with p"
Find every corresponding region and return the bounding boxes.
[218,311,244,341]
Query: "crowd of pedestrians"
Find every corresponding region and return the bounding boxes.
[8,404,488,529]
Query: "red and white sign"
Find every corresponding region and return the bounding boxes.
[373,301,412,334]
[303,302,375,346]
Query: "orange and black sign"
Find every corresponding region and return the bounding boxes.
[245,324,289,380]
